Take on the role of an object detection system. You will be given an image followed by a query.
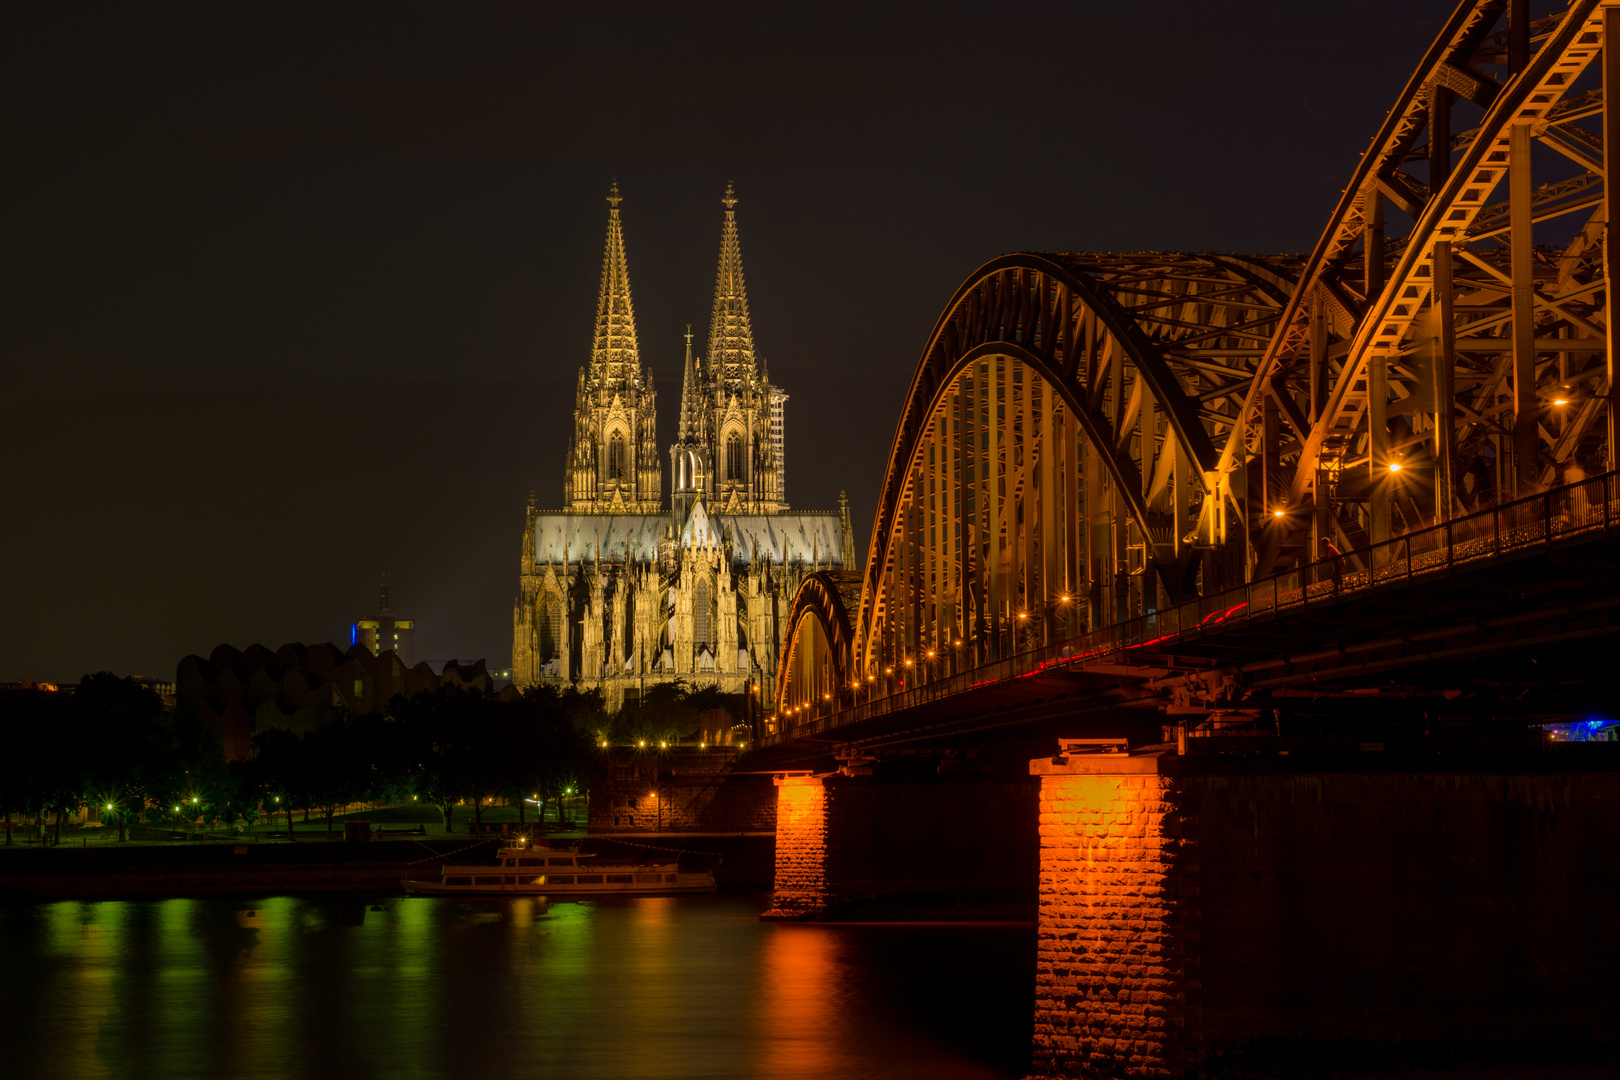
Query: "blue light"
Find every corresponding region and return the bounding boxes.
[1589,719,1606,730]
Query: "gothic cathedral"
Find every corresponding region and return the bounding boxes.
[512,184,855,712]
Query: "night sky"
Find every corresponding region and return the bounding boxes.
[2,1,1458,681]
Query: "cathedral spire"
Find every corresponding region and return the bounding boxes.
[590,181,642,390]
[706,182,758,389]
[565,184,660,515]
[678,323,700,442]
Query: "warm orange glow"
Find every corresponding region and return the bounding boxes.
[1060,595,1069,602]
[904,659,913,666]
[822,693,830,700]
[759,923,838,1071]
[1554,398,1569,405]
[926,651,934,658]
[1018,612,1028,620]
[1387,461,1402,473]
[1272,509,1286,518]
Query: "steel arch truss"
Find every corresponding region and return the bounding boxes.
[1240,0,1619,576]
[850,253,1298,683]
[775,571,858,720]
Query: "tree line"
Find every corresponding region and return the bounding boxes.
[0,674,739,842]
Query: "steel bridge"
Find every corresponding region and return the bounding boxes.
[768,0,1620,763]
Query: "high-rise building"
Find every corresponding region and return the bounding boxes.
[512,185,848,710]
[352,573,415,667]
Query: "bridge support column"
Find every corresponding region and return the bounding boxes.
[763,773,832,919]
[1028,750,1198,1079]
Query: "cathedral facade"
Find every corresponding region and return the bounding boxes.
[513,185,854,712]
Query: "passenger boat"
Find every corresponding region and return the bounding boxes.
[401,836,716,896]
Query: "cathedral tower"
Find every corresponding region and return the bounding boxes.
[669,184,786,517]
[565,183,661,514]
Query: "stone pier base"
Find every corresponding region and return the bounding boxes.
[1028,746,1620,1077]
[1029,751,1196,1078]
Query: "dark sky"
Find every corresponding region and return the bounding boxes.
[1,0,1460,681]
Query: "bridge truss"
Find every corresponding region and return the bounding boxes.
[775,0,1620,731]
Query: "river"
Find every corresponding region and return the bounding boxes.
[0,892,1034,1079]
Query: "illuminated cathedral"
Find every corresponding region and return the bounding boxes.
[512,184,854,711]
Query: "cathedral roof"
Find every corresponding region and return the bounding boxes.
[531,509,843,567]
[589,182,643,391]
[705,183,759,389]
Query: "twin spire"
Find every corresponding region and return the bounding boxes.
[708,181,759,389]
[589,181,642,390]
[587,181,761,395]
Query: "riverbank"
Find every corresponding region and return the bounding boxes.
[0,832,775,897]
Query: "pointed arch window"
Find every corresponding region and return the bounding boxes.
[726,433,744,481]
[693,576,713,648]
[539,594,563,662]
[608,433,626,481]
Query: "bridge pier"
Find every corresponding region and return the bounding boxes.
[1027,745,1620,1078]
[763,766,1039,921]
[1028,750,1198,1078]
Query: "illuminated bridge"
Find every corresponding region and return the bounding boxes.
[768,0,1620,761]
[748,4,1620,1077]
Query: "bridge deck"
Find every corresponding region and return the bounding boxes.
[762,472,1620,763]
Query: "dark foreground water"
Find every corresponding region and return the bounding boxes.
[0,893,1034,1080]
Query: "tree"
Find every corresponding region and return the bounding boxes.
[610,680,740,747]
[302,721,372,837]
[0,687,72,844]
[500,686,596,831]
[249,727,308,839]
[74,673,180,842]
[391,685,484,834]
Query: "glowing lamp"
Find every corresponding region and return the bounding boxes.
[1272,509,1286,518]
[1018,612,1028,620]
[1554,398,1569,405]
[1060,595,1069,602]
[1388,462,1402,473]
[904,659,913,666]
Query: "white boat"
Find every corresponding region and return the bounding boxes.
[401,836,716,896]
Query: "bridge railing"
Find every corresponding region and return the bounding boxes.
[766,470,1620,747]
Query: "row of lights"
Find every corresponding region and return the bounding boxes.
[774,595,1082,717]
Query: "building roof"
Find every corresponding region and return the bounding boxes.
[532,506,843,566]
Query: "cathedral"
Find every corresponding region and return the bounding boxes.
[512,184,855,712]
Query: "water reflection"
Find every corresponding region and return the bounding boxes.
[0,894,1031,1080]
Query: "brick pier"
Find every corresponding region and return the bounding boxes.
[1028,751,1196,1078]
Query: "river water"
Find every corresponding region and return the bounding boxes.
[0,893,1034,1080]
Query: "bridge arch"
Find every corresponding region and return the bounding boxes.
[1229,0,1617,575]
[774,570,859,723]
[849,253,1297,684]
